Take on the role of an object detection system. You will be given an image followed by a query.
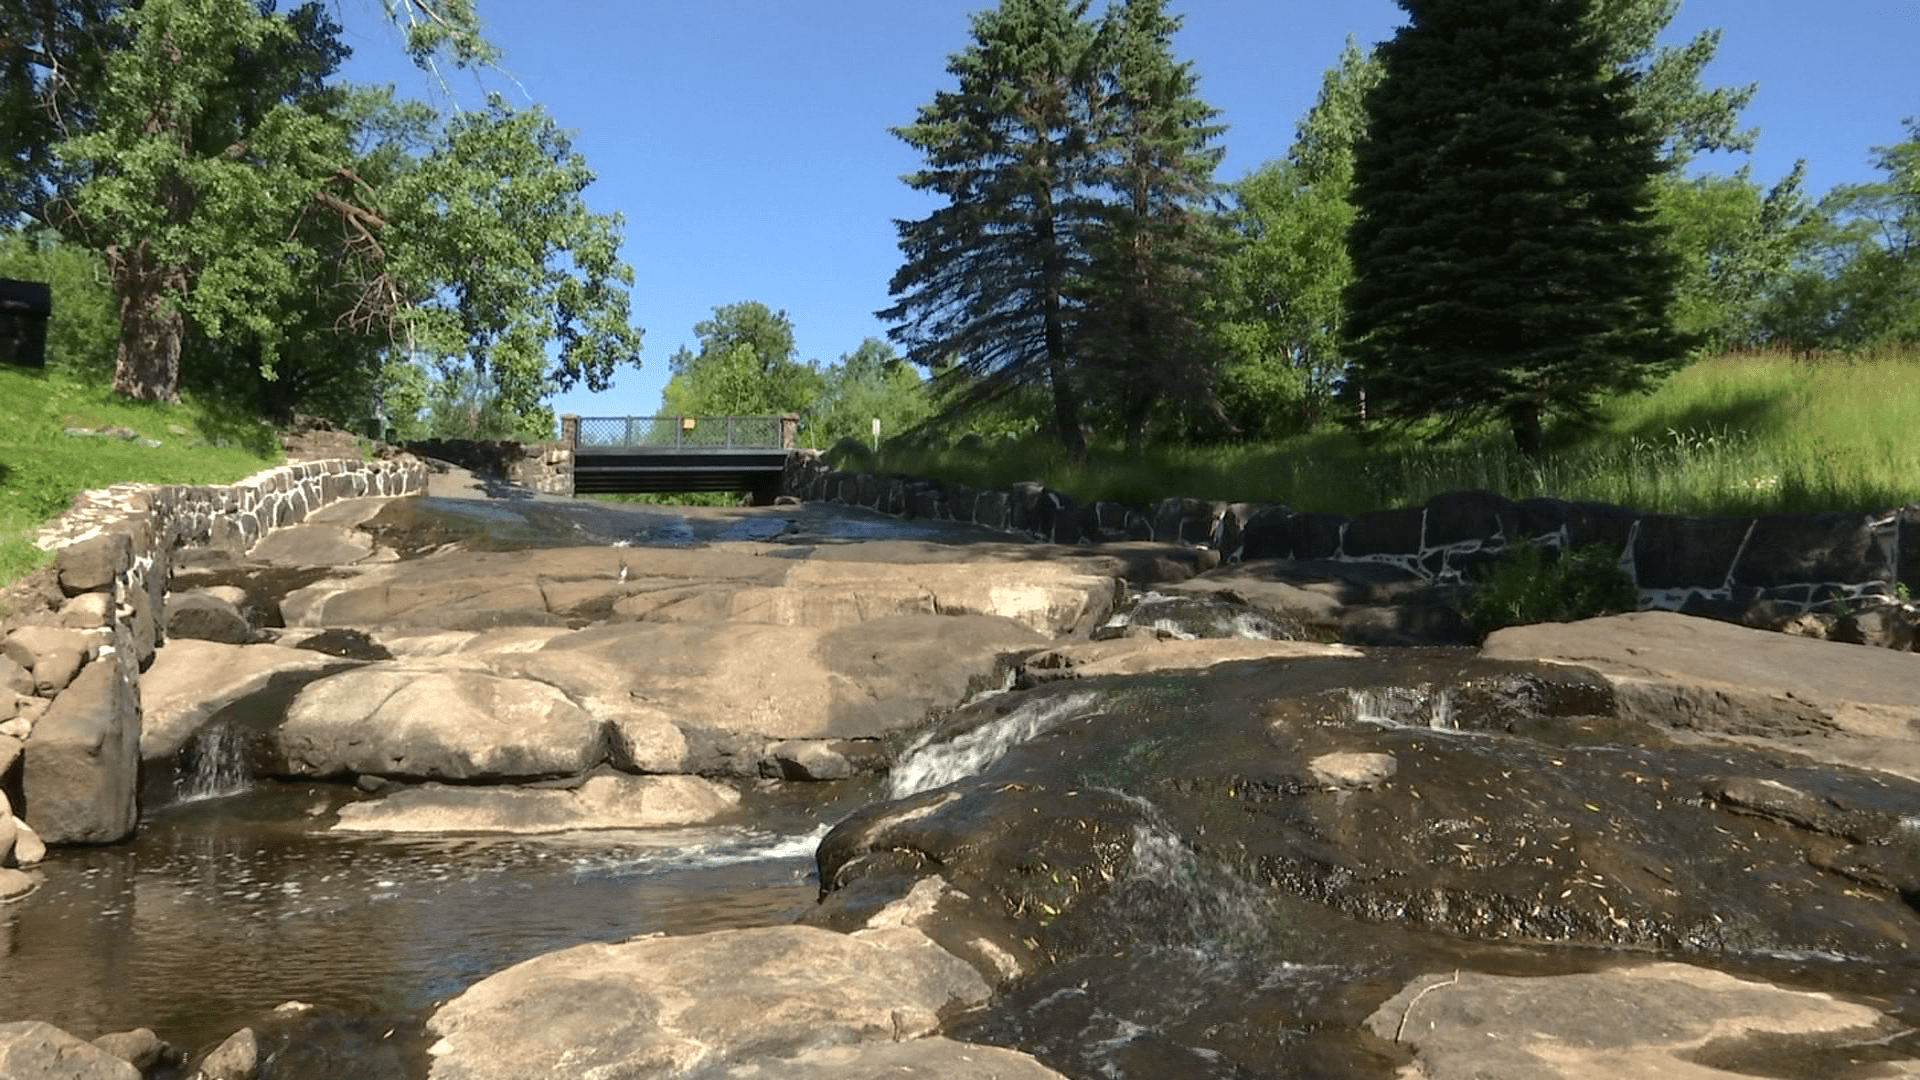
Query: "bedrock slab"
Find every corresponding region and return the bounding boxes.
[426,924,990,1080]
[1366,963,1917,1080]
[140,639,350,759]
[1483,610,1920,781]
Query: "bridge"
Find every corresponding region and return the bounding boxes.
[563,413,798,500]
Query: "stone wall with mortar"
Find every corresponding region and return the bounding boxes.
[782,450,1919,624]
[402,438,574,495]
[0,456,426,855]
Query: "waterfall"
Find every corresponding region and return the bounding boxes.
[889,692,1100,799]
[1346,685,1458,731]
[173,721,253,802]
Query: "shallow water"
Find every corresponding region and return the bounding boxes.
[0,778,875,1056]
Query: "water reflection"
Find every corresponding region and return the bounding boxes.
[0,782,840,1053]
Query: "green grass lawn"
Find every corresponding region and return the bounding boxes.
[0,365,282,588]
[884,348,1920,517]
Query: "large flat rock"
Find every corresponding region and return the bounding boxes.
[1366,962,1916,1080]
[21,660,138,844]
[426,924,990,1080]
[331,774,740,833]
[278,544,1118,636]
[140,639,348,759]
[1483,611,1920,780]
[275,664,604,780]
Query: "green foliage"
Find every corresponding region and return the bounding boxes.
[0,229,118,377]
[1653,164,1812,349]
[884,348,1920,518]
[803,337,933,449]
[1762,118,1920,351]
[1462,540,1639,634]
[1344,0,1693,455]
[1210,40,1377,439]
[658,302,821,418]
[0,365,278,586]
[381,94,643,419]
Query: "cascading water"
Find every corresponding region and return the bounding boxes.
[888,691,1101,799]
[172,720,253,802]
[1345,684,1457,730]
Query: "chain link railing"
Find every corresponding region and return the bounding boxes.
[575,416,785,449]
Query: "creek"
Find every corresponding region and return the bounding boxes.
[5,494,1918,1079]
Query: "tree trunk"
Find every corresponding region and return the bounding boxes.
[110,249,186,403]
[1508,398,1545,458]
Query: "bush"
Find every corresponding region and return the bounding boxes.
[1462,539,1639,635]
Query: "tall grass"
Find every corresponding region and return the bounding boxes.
[884,348,1920,517]
[0,366,281,589]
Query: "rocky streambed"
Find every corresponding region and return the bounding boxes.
[3,480,1919,1079]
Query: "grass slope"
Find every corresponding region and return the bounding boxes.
[0,366,281,586]
[886,349,1920,517]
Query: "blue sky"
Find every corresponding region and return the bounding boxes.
[336,1,1919,425]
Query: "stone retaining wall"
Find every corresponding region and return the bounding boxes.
[782,450,1919,620]
[402,438,574,495]
[1,456,427,851]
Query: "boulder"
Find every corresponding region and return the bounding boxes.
[54,532,132,597]
[196,1026,258,1080]
[1482,611,1920,781]
[91,1028,169,1071]
[0,1021,139,1080]
[247,522,374,568]
[164,588,257,644]
[276,665,605,780]
[331,774,741,833]
[140,640,348,760]
[1160,559,1473,645]
[10,819,45,866]
[0,867,37,900]
[1366,963,1909,1080]
[0,791,14,859]
[59,592,112,630]
[0,654,28,695]
[426,925,989,1080]
[21,659,139,844]
[1,625,94,679]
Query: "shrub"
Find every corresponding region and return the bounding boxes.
[1462,539,1639,635]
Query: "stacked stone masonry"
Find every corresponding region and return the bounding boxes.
[3,457,426,850]
[782,450,1919,618]
[402,438,574,495]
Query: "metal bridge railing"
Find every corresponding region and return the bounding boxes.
[574,415,790,450]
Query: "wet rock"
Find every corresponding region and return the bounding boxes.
[1482,611,1920,781]
[711,1037,1068,1079]
[1366,963,1910,1080]
[1160,559,1474,645]
[426,925,989,1079]
[247,522,375,567]
[140,640,349,760]
[0,1021,139,1079]
[1020,638,1359,683]
[21,659,139,844]
[331,773,741,833]
[196,1026,258,1080]
[276,665,605,781]
[0,796,13,860]
[766,739,855,780]
[91,1028,169,1070]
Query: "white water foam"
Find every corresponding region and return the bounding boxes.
[888,692,1101,799]
[1346,685,1459,731]
[173,723,252,803]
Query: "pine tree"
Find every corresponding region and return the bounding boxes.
[881,0,1103,459]
[1080,0,1226,452]
[1342,0,1692,455]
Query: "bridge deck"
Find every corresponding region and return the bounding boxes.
[569,416,792,496]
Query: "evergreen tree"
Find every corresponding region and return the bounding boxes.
[1342,0,1691,455]
[881,0,1103,460]
[1080,0,1226,452]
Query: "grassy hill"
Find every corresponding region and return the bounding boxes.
[884,348,1920,517]
[0,365,282,587]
